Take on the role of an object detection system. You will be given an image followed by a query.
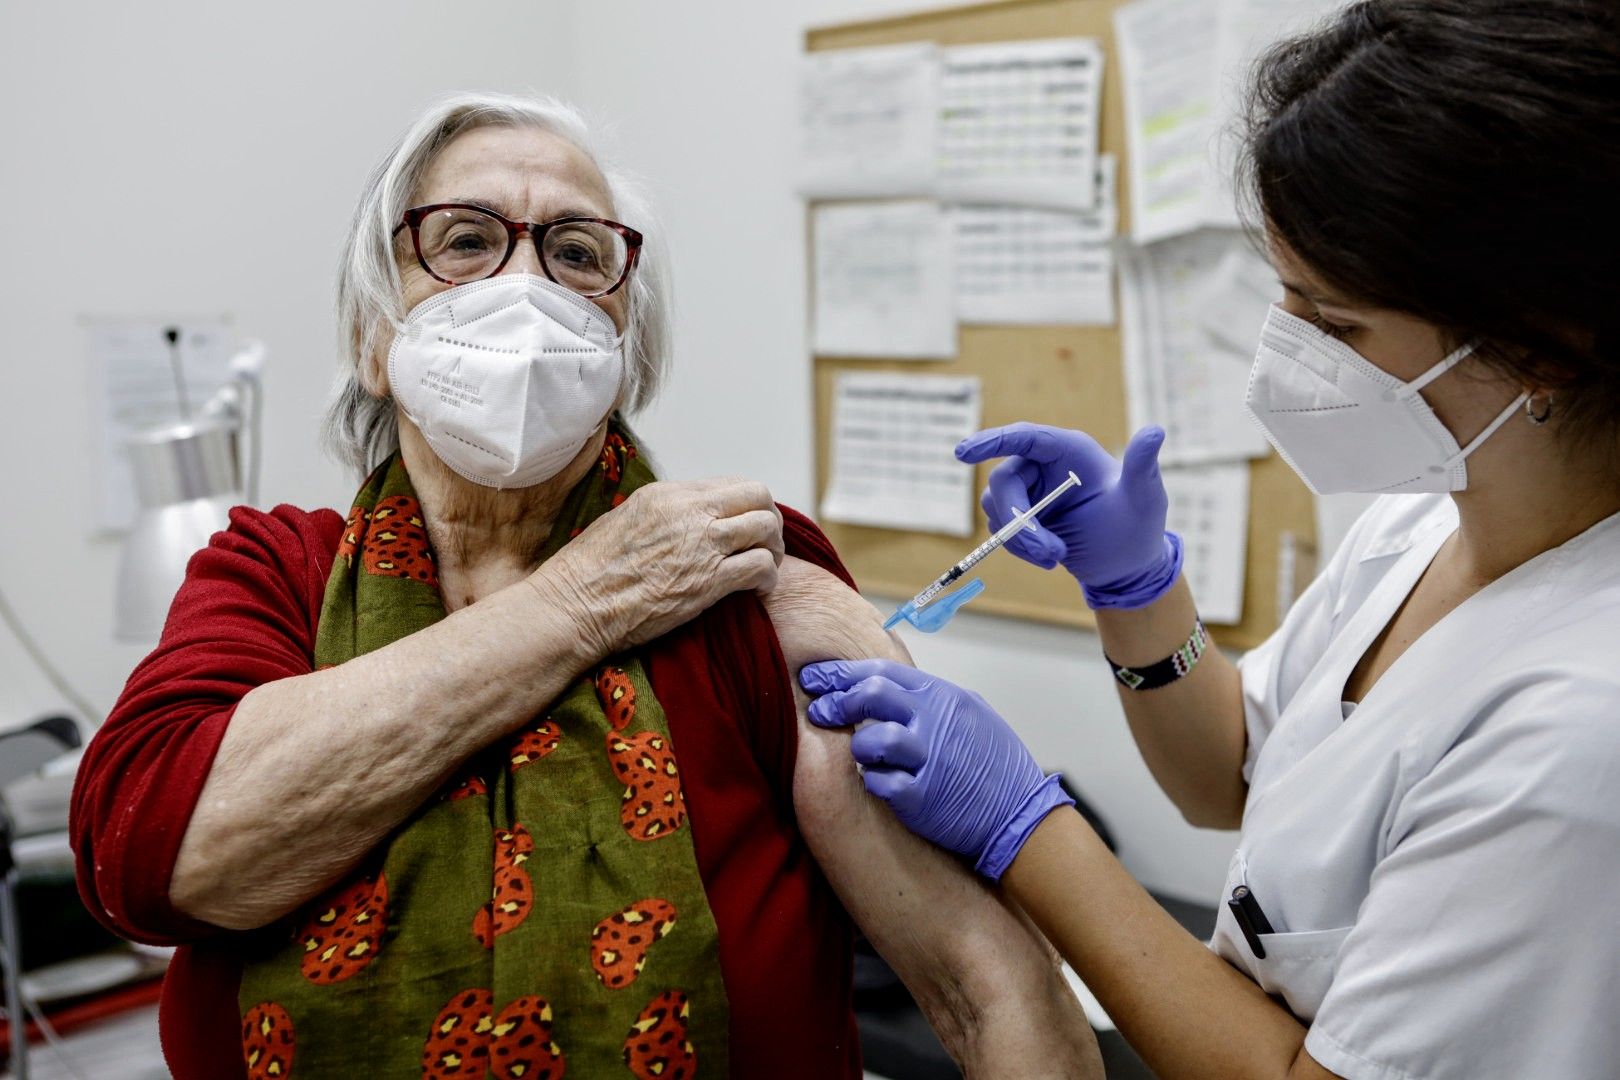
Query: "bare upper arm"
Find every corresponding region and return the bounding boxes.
[762,555,912,673]
[764,557,1101,1077]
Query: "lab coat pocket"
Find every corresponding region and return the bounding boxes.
[1248,925,1353,1022]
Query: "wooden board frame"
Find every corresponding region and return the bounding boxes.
[807,0,1316,651]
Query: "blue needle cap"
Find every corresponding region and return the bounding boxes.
[884,578,986,633]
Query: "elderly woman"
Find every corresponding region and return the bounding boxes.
[69,94,1098,1079]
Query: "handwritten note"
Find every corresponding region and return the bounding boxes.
[799,43,940,199]
[813,200,956,359]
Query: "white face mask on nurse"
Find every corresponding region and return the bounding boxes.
[1245,241,1534,496]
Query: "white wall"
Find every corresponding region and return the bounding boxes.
[0,0,1235,902]
[0,0,581,710]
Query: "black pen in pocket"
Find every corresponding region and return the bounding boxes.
[1229,884,1275,959]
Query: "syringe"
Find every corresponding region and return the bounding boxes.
[883,471,1082,631]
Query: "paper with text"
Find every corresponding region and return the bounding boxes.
[813,200,957,359]
[1115,0,1221,243]
[798,43,941,199]
[1117,0,1344,243]
[1120,231,1272,465]
[821,372,982,537]
[1207,0,1345,226]
[1197,245,1279,355]
[953,156,1119,326]
[938,38,1105,210]
[1163,461,1250,624]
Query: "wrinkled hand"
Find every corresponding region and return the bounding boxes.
[538,477,784,656]
[799,659,1073,881]
[956,422,1182,610]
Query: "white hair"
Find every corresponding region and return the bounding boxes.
[325,92,672,478]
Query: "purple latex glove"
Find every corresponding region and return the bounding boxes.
[955,422,1183,610]
[799,659,1073,881]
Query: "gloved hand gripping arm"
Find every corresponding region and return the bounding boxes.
[799,658,1072,880]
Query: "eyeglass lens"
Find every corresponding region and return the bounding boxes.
[415,207,629,294]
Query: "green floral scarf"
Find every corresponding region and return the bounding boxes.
[237,428,729,1080]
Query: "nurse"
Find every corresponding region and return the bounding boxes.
[800,2,1620,1078]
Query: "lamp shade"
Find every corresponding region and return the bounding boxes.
[114,419,241,642]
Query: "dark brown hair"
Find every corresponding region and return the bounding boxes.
[1244,0,1620,448]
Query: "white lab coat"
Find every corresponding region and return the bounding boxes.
[1211,494,1620,1080]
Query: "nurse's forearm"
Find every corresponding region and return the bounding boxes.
[1005,808,1340,1080]
[1093,576,1248,829]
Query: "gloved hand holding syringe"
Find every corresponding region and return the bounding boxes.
[884,471,1082,633]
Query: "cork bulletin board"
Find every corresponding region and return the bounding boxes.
[807,0,1316,650]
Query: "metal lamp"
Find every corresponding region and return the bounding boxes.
[113,344,263,643]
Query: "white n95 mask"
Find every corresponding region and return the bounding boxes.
[1245,306,1525,495]
[388,273,626,489]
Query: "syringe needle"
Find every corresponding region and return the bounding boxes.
[884,471,1081,633]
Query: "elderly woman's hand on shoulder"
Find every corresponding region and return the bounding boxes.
[537,474,783,655]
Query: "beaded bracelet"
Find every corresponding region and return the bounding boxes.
[1107,618,1210,691]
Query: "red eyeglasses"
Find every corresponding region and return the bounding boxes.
[394,203,643,297]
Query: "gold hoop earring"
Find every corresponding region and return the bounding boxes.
[1525,392,1554,426]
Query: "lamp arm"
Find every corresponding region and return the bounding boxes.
[200,342,266,507]
[231,342,265,507]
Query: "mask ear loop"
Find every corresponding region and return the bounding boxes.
[1396,339,1528,478]
[1431,389,1532,475]
[1397,339,1479,399]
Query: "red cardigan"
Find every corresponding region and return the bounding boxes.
[70,502,861,1079]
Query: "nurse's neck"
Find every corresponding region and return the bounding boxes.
[1446,407,1620,586]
